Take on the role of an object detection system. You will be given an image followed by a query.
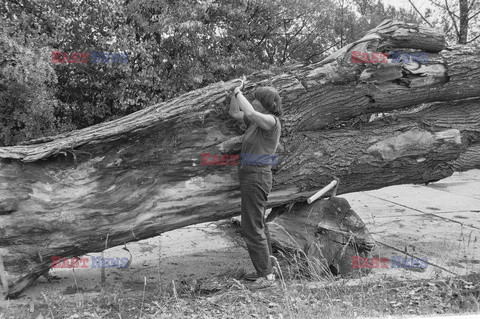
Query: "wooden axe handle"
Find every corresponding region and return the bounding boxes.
[307,180,338,204]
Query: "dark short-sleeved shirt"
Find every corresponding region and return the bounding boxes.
[241,114,281,166]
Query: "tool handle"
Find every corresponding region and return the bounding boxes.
[307,180,338,204]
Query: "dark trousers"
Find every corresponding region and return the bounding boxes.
[238,165,273,277]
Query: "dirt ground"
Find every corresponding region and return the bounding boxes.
[2,170,480,318]
[22,221,251,299]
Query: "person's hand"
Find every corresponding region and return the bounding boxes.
[233,86,242,96]
[232,75,246,97]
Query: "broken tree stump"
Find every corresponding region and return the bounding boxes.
[268,196,375,277]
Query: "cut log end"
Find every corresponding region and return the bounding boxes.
[269,197,375,277]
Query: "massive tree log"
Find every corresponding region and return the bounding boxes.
[1,20,480,298]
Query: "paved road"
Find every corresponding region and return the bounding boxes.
[343,169,480,279]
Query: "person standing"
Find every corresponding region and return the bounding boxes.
[228,79,282,289]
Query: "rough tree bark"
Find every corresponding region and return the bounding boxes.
[1,20,480,298]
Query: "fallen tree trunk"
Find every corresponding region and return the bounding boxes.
[1,20,480,298]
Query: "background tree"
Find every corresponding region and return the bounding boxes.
[408,0,480,44]
[0,0,427,146]
[0,1,74,145]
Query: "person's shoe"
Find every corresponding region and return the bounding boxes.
[244,263,279,281]
[244,272,261,281]
[248,273,277,291]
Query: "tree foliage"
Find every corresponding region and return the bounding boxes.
[406,0,480,44]
[0,0,422,146]
[0,20,74,145]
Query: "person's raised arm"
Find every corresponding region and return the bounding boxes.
[228,92,244,122]
[234,86,275,130]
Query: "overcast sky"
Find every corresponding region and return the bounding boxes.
[387,0,431,11]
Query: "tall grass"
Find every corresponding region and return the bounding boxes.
[2,270,480,318]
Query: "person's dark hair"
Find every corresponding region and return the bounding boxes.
[253,87,282,116]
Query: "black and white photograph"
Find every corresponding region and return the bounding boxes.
[1,0,480,318]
